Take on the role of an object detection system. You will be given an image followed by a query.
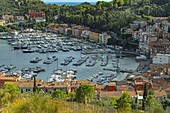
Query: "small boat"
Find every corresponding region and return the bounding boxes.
[52,56,58,61]
[48,69,77,82]
[30,57,42,63]
[0,68,9,73]
[98,72,103,75]
[32,67,45,73]
[22,71,36,78]
[43,59,52,64]
[86,61,96,67]
[23,48,35,53]
[4,65,16,70]
[0,64,5,67]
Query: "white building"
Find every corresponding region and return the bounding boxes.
[129,21,147,29]
[35,17,46,23]
[153,54,170,64]
[99,33,111,44]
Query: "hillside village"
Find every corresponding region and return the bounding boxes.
[1,1,170,112]
[1,11,170,103]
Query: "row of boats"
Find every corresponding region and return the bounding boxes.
[13,67,45,79]
[73,55,89,66]
[48,69,77,82]
[0,64,16,73]
[29,56,58,64]
[61,56,75,66]
[87,72,118,85]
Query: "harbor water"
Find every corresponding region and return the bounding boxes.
[0,38,139,82]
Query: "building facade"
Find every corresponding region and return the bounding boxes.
[153,54,170,64]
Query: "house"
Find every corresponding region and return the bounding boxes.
[38,82,69,93]
[65,28,72,36]
[165,86,170,97]
[162,23,170,33]
[162,32,170,39]
[99,33,111,44]
[27,10,46,22]
[94,84,105,91]
[0,73,21,87]
[133,75,152,91]
[89,32,99,42]
[72,26,90,37]
[149,64,170,75]
[98,91,122,98]
[0,20,5,26]
[8,81,69,93]
[150,39,170,57]
[27,10,45,19]
[151,17,168,23]
[105,82,117,91]
[81,30,91,39]
[2,15,14,22]
[98,91,137,98]
[16,16,25,21]
[47,23,59,29]
[58,24,68,34]
[70,80,91,92]
[58,26,66,34]
[129,21,147,29]
[153,54,170,64]
[54,15,59,20]
[35,17,46,23]
[137,32,158,54]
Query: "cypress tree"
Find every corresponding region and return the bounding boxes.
[142,83,148,110]
[33,75,38,93]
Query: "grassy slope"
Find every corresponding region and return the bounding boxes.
[1,94,113,113]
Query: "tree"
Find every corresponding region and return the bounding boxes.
[161,98,170,110]
[145,95,157,112]
[75,84,95,104]
[3,82,20,100]
[33,75,38,93]
[119,0,125,6]
[51,90,67,100]
[0,89,11,107]
[142,83,148,110]
[113,91,132,112]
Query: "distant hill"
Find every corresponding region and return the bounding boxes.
[0,0,17,16]
[0,0,44,16]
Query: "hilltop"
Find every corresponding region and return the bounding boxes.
[1,0,170,33]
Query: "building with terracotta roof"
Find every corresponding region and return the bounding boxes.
[27,10,45,19]
[72,26,90,37]
[150,39,170,57]
[98,91,137,98]
[70,80,92,92]
[8,81,69,93]
[151,17,168,23]
[0,20,5,26]
[2,15,14,22]
[89,32,99,42]
[0,73,21,87]
[154,90,167,100]
[105,82,117,91]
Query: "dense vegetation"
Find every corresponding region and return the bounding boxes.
[1,0,170,48]
[0,83,169,113]
[1,0,170,33]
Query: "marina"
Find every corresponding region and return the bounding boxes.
[0,32,139,82]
